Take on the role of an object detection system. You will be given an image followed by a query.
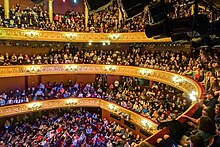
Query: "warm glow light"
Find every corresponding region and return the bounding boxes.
[26,66,41,73]
[109,34,120,40]
[108,104,117,111]
[139,69,151,76]
[65,99,77,105]
[141,119,150,127]
[27,102,42,110]
[24,31,39,38]
[65,33,77,40]
[105,65,117,72]
[65,65,78,71]
[189,90,198,101]
[172,75,184,83]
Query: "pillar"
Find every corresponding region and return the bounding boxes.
[48,0,54,23]
[4,0,9,19]
[119,8,122,22]
[84,1,89,27]
[149,80,153,87]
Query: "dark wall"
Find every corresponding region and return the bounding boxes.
[0,76,25,93]
[0,74,96,93]
[41,74,96,85]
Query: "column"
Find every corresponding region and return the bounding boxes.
[118,8,122,22]
[84,1,89,27]
[190,4,195,15]
[4,0,9,19]
[48,0,54,23]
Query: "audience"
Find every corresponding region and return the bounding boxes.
[0,0,201,33]
[0,76,190,123]
[0,108,142,146]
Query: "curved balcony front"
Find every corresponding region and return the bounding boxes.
[0,28,171,43]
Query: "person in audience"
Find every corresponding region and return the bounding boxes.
[0,109,141,146]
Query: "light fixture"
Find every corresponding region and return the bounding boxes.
[26,66,41,73]
[108,104,117,112]
[65,33,77,40]
[172,75,184,84]
[27,102,42,111]
[65,99,77,106]
[24,31,39,38]
[139,69,151,76]
[88,42,92,45]
[109,34,120,41]
[189,90,198,101]
[141,119,150,127]
[65,65,78,71]
[105,65,117,72]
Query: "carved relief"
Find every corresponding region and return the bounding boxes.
[0,28,171,43]
[0,64,202,98]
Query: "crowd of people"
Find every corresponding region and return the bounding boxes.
[0,109,143,146]
[0,1,147,32]
[0,0,204,33]
[0,74,190,123]
[0,46,219,85]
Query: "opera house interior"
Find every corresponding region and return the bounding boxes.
[0,0,220,146]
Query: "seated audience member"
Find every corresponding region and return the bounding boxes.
[0,109,140,146]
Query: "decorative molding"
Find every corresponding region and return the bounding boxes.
[0,98,157,135]
[0,64,202,98]
[0,28,171,43]
[100,100,158,134]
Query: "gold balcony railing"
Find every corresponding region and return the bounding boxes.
[0,64,204,146]
[0,98,158,135]
[0,28,171,43]
[0,64,202,98]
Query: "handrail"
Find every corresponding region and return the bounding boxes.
[0,28,171,43]
[0,98,158,135]
[0,64,205,146]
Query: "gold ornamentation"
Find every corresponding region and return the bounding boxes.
[0,28,171,43]
[24,31,39,38]
[0,65,202,98]
[65,33,77,40]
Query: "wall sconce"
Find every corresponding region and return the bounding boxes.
[102,40,110,45]
[189,90,198,101]
[108,104,118,112]
[139,69,151,76]
[26,66,41,73]
[24,31,39,38]
[27,102,42,111]
[105,65,117,72]
[65,33,77,40]
[141,119,150,128]
[120,112,130,121]
[65,99,77,106]
[109,34,120,41]
[65,65,78,71]
[172,75,184,86]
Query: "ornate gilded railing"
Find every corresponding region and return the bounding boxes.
[0,28,171,43]
[0,64,204,146]
[0,64,202,98]
[0,98,158,135]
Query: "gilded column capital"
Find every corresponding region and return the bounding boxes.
[48,0,54,23]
